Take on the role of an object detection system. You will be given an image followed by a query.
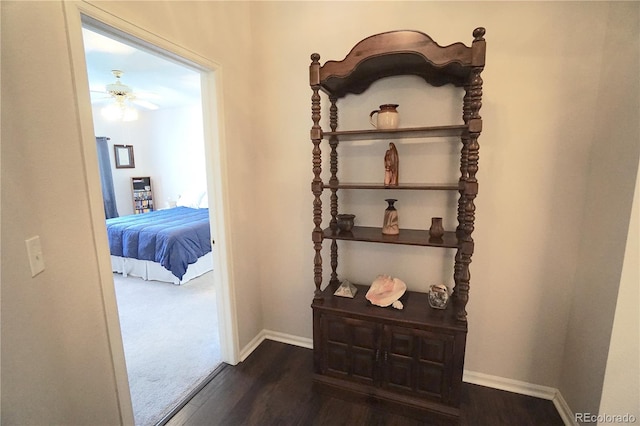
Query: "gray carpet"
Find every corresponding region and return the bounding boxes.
[113,271,222,426]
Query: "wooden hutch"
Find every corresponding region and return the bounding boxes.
[309,28,486,422]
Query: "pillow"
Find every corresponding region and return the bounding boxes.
[198,193,209,209]
[176,189,205,208]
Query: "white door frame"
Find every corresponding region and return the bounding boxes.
[63,2,240,423]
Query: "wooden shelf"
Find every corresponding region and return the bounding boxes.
[313,284,466,332]
[323,182,460,191]
[310,28,485,420]
[323,125,467,141]
[324,226,458,248]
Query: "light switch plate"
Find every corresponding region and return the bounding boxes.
[25,236,45,277]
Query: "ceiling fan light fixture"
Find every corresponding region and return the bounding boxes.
[105,70,132,97]
[122,106,139,122]
[101,100,139,122]
[106,81,131,97]
[101,103,123,121]
[95,70,158,120]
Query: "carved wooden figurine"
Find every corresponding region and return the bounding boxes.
[384,142,399,186]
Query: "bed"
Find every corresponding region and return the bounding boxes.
[106,206,212,285]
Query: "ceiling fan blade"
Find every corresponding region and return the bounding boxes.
[132,91,162,101]
[90,93,111,104]
[132,99,160,110]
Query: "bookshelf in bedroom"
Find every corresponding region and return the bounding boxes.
[132,176,154,214]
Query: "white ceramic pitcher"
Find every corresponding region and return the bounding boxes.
[369,104,399,129]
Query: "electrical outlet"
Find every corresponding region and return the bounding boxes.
[25,236,45,277]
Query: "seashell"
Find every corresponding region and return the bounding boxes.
[365,274,407,307]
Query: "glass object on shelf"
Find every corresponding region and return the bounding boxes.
[428,284,450,309]
[334,280,358,298]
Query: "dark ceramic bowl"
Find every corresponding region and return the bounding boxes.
[336,214,356,232]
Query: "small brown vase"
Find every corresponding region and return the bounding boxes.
[429,217,444,241]
[382,199,399,235]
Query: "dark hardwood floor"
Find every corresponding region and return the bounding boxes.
[165,340,564,426]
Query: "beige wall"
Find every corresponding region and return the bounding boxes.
[1,0,260,423]
[558,2,640,419]
[252,0,639,402]
[1,1,638,424]
[598,167,639,423]
[1,2,123,423]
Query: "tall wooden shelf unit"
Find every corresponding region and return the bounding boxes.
[309,28,486,422]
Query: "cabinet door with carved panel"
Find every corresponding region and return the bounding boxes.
[381,325,456,403]
[320,314,380,386]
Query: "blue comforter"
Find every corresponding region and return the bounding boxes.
[106,207,211,280]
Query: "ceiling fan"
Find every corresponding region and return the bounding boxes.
[91,70,160,120]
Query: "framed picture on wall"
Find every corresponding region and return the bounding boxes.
[114,145,135,168]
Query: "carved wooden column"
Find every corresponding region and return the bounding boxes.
[454,28,485,322]
[454,78,471,305]
[310,53,324,301]
[329,96,340,288]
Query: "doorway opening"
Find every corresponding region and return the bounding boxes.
[81,21,225,426]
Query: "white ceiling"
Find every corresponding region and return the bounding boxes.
[82,27,202,111]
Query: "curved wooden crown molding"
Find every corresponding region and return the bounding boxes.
[312,28,485,97]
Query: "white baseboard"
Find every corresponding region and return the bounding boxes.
[263,329,313,349]
[238,329,313,362]
[553,391,577,426]
[240,330,575,425]
[462,370,557,400]
[463,370,575,425]
[239,330,266,362]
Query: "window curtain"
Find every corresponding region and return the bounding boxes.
[96,136,119,219]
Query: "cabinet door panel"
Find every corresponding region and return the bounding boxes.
[353,325,376,348]
[327,343,349,376]
[383,326,455,402]
[388,331,413,356]
[327,318,348,344]
[321,315,378,384]
[352,347,376,380]
[417,363,445,395]
[420,338,447,363]
[386,354,414,392]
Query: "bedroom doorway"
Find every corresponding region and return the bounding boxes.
[74,15,233,426]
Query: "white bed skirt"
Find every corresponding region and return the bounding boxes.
[111,254,213,285]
